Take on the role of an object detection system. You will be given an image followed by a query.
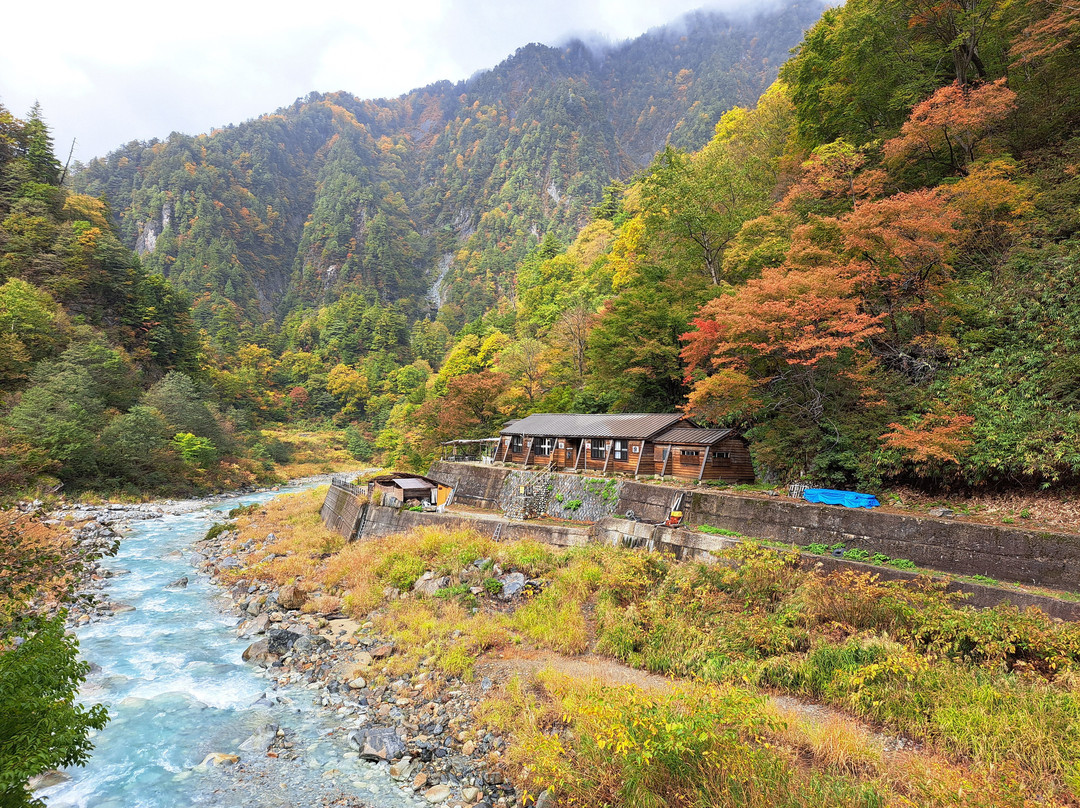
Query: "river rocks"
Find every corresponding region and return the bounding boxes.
[166,576,189,589]
[389,755,418,779]
[534,788,556,808]
[424,783,452,802]
[413,572,451,597]
[277,583,307,611]
[370,642,394,659]
[200,752,239,767]
[238,722,279,754]
[349,727,408,762]
[242,640,276,666]
[237,612,270,638]
[266,628,300,655]
[28,769,71,791]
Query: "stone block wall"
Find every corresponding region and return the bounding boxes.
[320,484,367,540]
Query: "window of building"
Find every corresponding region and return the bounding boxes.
[537,437,554,456]
[613,439,628,461]
[712,451,730,460]
[681,449,700,457]
[591,442,606,459]
[510,435,522,453]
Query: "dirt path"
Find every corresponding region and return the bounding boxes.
[476,646,920,758]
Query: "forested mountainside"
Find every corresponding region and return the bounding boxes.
[7,0,1080,496]
[71,2,822,343]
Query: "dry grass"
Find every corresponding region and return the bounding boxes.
[773,708,884,777]
[261,427,360,479]
[230,493,1080,806]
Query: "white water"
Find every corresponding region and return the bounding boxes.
[41,487,424,808]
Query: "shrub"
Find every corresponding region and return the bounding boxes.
[375,551,426,590]
[204,521,235,541]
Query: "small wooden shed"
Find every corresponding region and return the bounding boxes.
[367,473,452,507]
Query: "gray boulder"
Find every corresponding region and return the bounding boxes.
[266,629,300,655]
[165,576,189,589]
[237,613,270,638]
[347,727,407,762]
[413,572,452,597]
[500,572,526,599]
[238,722,279,754]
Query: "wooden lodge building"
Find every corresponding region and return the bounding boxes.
[495,413,754,483]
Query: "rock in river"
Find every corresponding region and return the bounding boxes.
[241,640,277,667]
[238,722,279,754]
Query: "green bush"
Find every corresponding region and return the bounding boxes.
[204,521,236,541]
[375,552,426,590]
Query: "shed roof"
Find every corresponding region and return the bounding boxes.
[500,413,688,440]
[370,473,441,489]
[653,427,736,445]
[393,478,437,491]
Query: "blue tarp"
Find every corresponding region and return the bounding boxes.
[802,488,880,509]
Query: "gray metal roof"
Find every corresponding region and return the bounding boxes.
[393,478,437,491]
[500,413,688,440]
[370,473,441,488]
[654,427,736,445]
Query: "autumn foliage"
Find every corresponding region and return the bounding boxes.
[883,80,1017,176]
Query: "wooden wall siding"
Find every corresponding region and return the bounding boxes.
[498,433,751,481]
[652,438,754,482]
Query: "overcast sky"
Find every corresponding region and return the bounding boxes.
[2,0,769,163]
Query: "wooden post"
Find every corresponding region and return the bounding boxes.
[697,448,709,482]
[633,440,646,476]
[660,446,671,477]
[601,439,614,474]
[522,437,534,467]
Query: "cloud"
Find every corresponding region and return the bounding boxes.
[2,0,792,161]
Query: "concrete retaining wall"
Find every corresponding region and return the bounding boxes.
[320,483,367,539]
[346,503,1080,620]
[682,491,1080,591]
[428,463,1080,591]
[360,504,591,547]
[428,462,511,509]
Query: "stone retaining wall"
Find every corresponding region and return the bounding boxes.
[427,462,1080,592]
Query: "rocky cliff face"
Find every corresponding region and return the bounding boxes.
[71,2,824,329]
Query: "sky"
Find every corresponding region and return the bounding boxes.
[2,0,762,163]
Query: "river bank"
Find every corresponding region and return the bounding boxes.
[191,508,524,808]
[32,477,446,808]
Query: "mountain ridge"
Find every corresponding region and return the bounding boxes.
[72,1,825,339]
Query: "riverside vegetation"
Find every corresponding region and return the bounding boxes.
[217,488,1080,807]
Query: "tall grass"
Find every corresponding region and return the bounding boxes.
[234,495,1080,804]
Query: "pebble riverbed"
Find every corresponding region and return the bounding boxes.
[32,483,512,808]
